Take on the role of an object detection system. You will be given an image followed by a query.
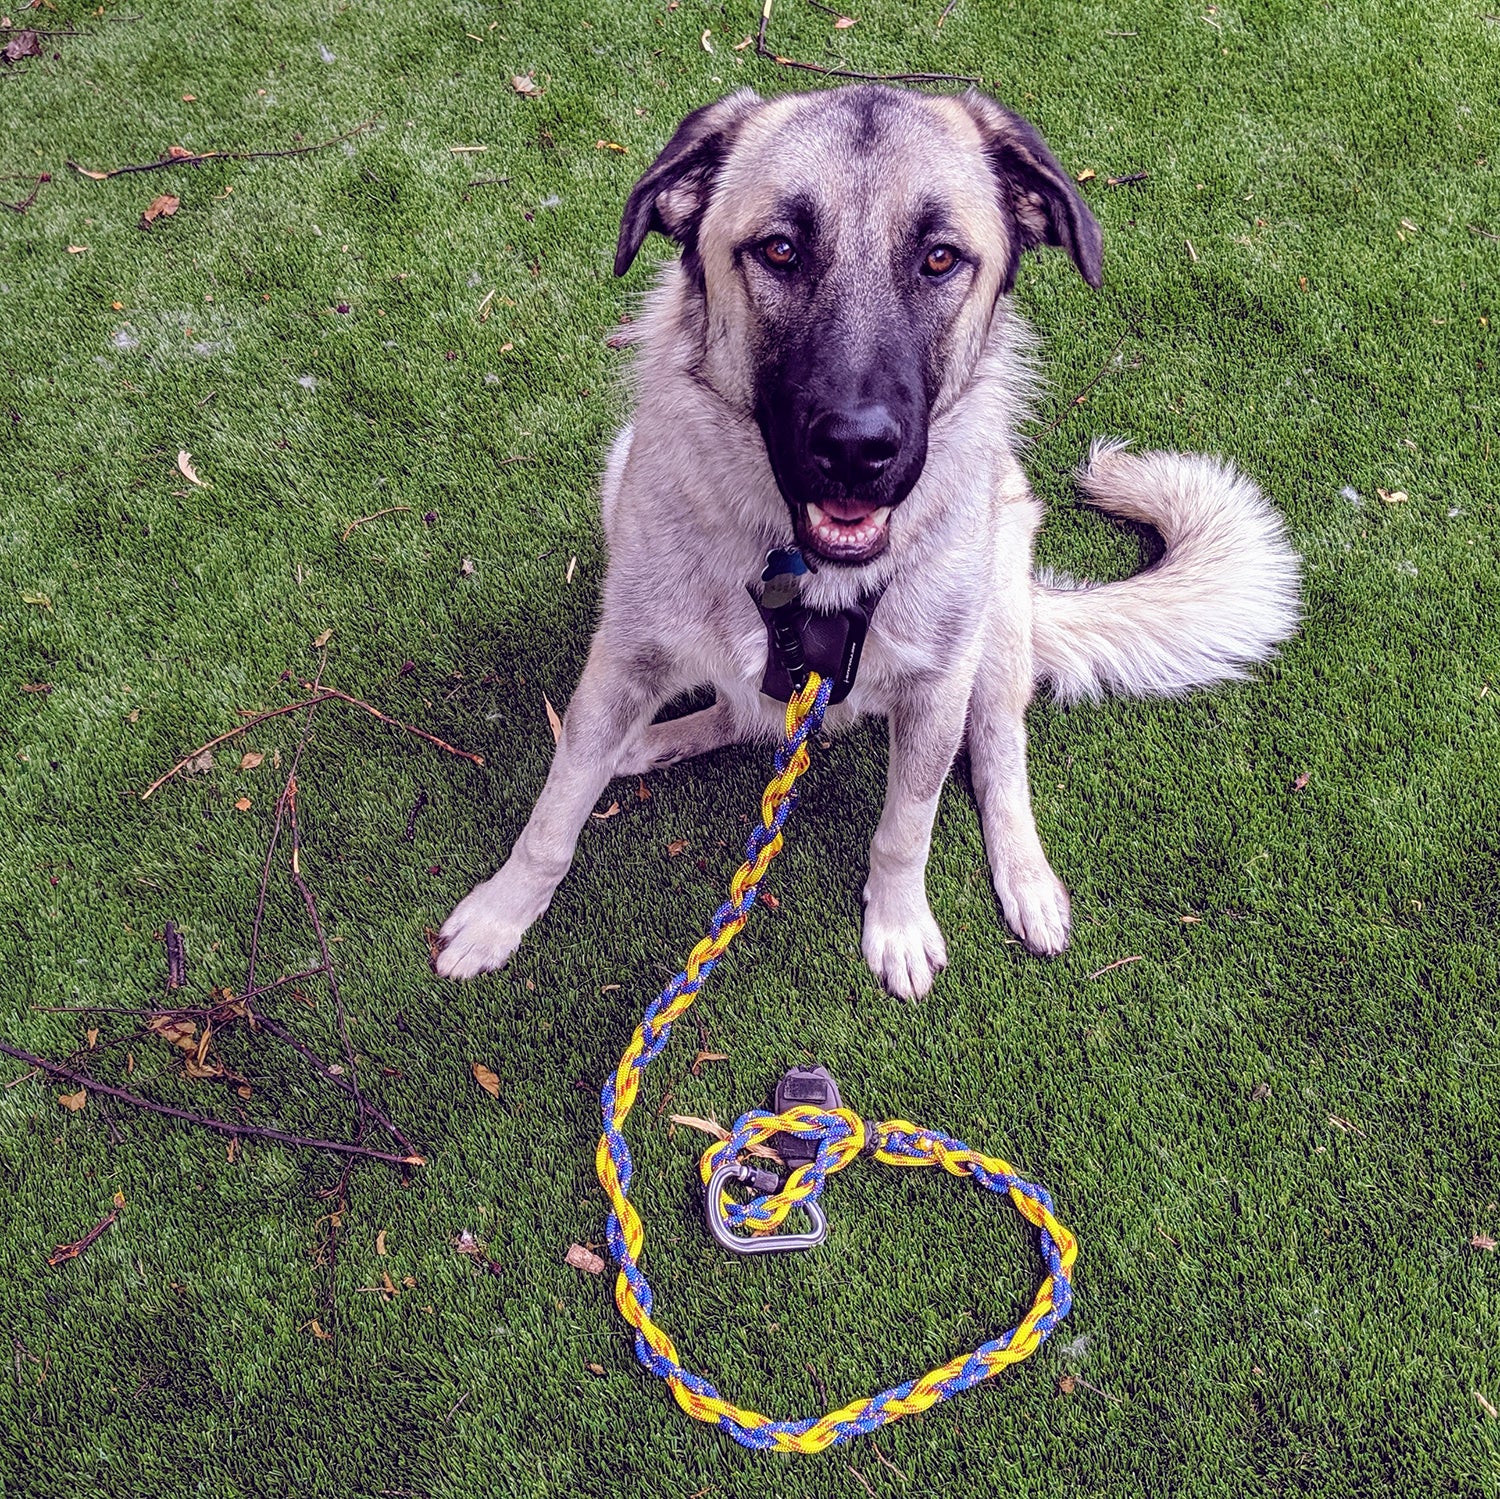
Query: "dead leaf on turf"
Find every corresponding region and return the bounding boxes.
[511,73,541,96]
[587,1362,605,1376]
[176,450,207,487]
[21,592,51,609]
[1075,167,1097,183]
[666,838,689,857]
[307,1319,333,1341]
[66,245,88,254]
[239,751,264,771]
[595,140,627,154]
[459,557,475,576]
[1377,488,1408,505]
[312,628,333,648]
[1249,1082,1270,1102]
[471,1062,500,1098]
[147,1014,198,1052]
[636,779,651,802]
[564,1243,606,1275]
[167,145,195,160]
[1,28,41,63]
[1291,771,1309,792]
[186,749,214,774]
[691,1051,728,1075]
[1477,1391,1499,1420]
[669,1113,728,1141]
[1058,1374,1078,1395]
[139,193,179,230]
[832,13,857,25]
[591,801,620,821]
[58,1089,86,1112]
[1471,1234,1497,1251]
[544,695,562,744]
[759,891,780,910]
[376,1229,388,1257]
[234,796,252,811]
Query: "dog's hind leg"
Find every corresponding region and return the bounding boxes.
[967,616,1072,956]
[434,636,664,980]
[615,700,744,776]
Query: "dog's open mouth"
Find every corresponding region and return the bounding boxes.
[795,499,893,564]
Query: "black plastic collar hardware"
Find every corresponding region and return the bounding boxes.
[749,547,882,706]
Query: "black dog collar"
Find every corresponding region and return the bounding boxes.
[749,547,884,706]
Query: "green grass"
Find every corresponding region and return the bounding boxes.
[1,0,1497,1492]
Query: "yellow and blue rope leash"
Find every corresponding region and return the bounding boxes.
[595,671,1078,1453]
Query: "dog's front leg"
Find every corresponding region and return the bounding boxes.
[434,639,663,980]
[860,684,969,999]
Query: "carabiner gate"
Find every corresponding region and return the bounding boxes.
[704,1162,829,1256]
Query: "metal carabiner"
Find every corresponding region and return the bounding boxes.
[704,1162,828,1256]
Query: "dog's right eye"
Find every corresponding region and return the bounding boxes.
[758,236,798,270]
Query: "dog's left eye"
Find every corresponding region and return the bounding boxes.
[922,245,960,277]
[759,236,799,270]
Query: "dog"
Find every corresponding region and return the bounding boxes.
[434,84,1300,998]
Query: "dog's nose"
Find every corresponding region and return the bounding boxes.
[807,405,901,486]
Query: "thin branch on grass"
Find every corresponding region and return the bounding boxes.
[68,117,380,181]
[1036,327,1132,437]
[937,0,961,28]
[296,682,485,765]
[140,693,337,799]
[1469,223,1499,242]
[48,1208,119,1266]
[1088,954,1143,979]
[340,505,411,542]
[466,175,510,187]
[755,0,978,83]
[0,172,49,215]
[0,1042,424,1168]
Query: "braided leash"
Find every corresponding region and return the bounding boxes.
[595,672,1077,1453]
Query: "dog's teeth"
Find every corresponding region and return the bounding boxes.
[872,506,891,525]
[806,503,825,527]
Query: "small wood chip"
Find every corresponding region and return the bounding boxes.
[544,695,563,743]
[565,1243,606,1275]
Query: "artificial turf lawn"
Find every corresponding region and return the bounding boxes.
[1,0,1497,1491]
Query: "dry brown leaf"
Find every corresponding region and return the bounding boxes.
[637,778,651,802]
[471,1062,501,1099]
[1249,1082,1270,1102]
[700,27,714,50]
[21,592,51,608]
[544,695,562,744]
[668,1113,728,1141]
[234,796,252,811]
[511,73,541,96]
[58,1089,87,1112]
[666,838,690,857]
[591,801,621,821]
[587,1362,606,1376]
[186,749,214,774]
[833,13,857,25]
[1377,488,1408,505]
[460,557,475,576]
[595,140,627,154]
[1471,1234,1497,1251]
[66,245,89,254]
[239,751,264,771]
[307,1319,333,1341]
[176,450,207,487]
[1,28,41,62]
[312,627,334,648]
[86,1028,98,1049]
[1477,1391,1499,1420]
[759,891,780,910]
[75,167,109,181]
[147,1015,198,1052]
[140,193,180,230]
[376,1229,388,1257]
[1075,168,1097,183]
[1058,1374,1078,1395]
[564,1243,606,1275]
[1291,771,1309,792]
[113,1190,126,1209]
[691,1051,729,1076]
[167,145,195,160]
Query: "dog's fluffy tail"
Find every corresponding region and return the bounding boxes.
[1032,439,1301,704]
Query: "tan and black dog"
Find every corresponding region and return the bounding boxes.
[435,85,1300,997]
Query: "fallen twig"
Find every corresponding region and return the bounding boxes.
[340,505,410,542]
[164,919,187,991]
[1468,223,1499,242]
[48,1208,119,1267]
[403,789,428,842]
[0,171,49,215]
[937,0,960,27]
[0,1041,424,1168]
[140,693,336,799]
[755,0,978,83]
[68,117,379,181]
[1037,327,1132,437]
[297,682,485,765]
[1087,954,1143,979]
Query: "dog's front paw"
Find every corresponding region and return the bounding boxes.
[861,895,948,999]
[433,863,554,980]
[994,861,1071,956]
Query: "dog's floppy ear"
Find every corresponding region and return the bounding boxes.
[615,89,762,277]
[958,90,1103,291]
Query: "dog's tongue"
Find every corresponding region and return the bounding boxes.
[817,497,878,523]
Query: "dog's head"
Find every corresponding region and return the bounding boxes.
[615,85,1102,566]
